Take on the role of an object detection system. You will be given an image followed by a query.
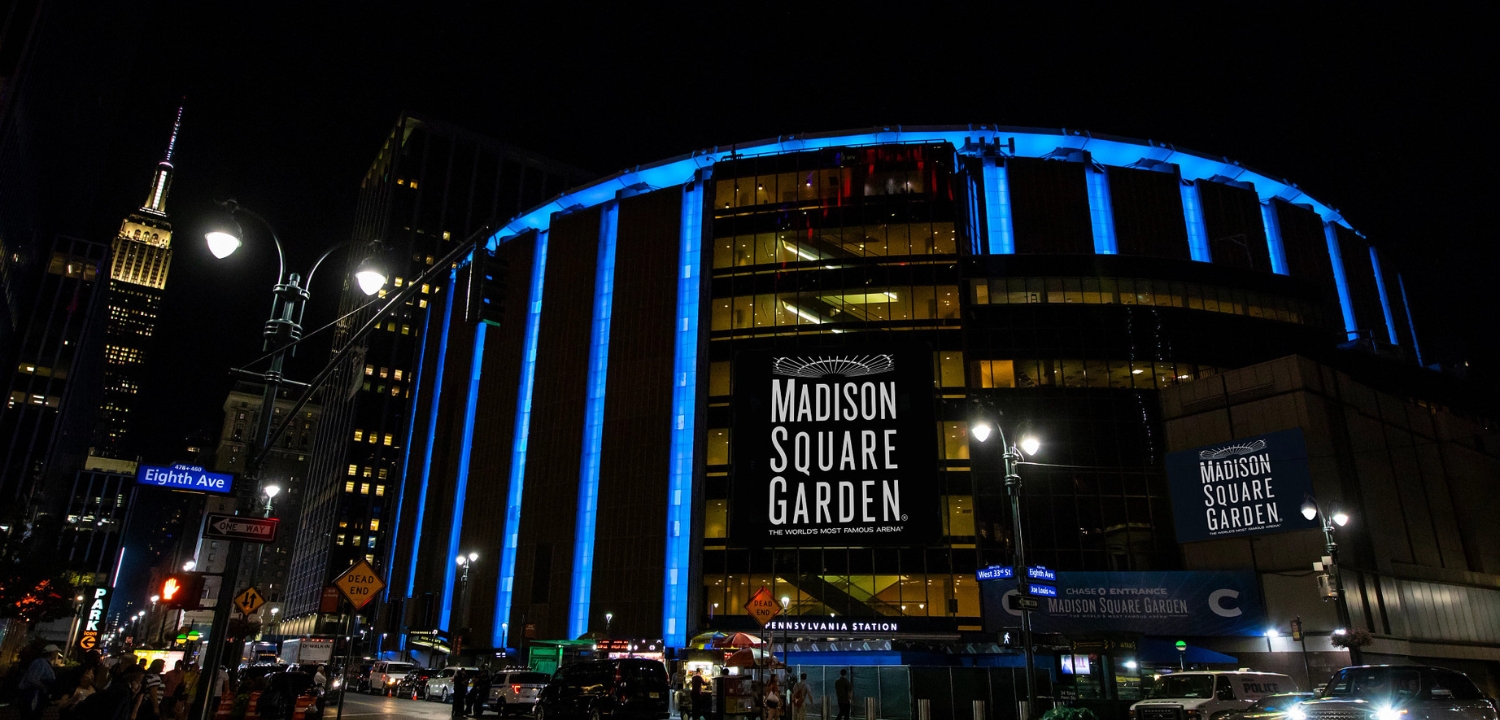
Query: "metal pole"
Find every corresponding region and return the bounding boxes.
[1297,620,1312,689]
[335,609,354,720]
[1324,514,1361,665]
[1004,438,1037,720]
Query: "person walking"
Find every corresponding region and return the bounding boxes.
[17,644,61,720]
[763,675,782,720]
[451,670,469,718]
[790,673,812,720]
[690,669,711,720]
[468,668,491,716]
[834,669,852,720]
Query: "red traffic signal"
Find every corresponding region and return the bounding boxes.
[160,573,205,610]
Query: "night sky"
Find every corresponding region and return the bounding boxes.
[90,2,1497,465]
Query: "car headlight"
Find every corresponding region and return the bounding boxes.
[1374,708,1407,720]
[1289,706,1308,720]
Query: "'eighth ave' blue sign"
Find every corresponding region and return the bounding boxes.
[981,571,1266,637]
[136,464,234,494]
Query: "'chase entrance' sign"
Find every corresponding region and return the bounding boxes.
[137,464,235,494]
[1165,428,1318,543]
[730,347,939,547]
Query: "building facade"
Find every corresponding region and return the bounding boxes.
[384,125,1496,690]
[279,114,591,638]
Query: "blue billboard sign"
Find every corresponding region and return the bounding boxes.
[982,571,1266,637]
[1165,428,1320,543]
[136,464,234,494]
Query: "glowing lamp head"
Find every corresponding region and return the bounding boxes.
[1332,510,1350,527]
[183,560,196,571]
[354,256,387,296]
[780,596,790,609]
[971,423,992,443]
[455,555,466,566]
[150,595,161,604]
[1265,629,1278,638]
[205,230,242,259]
[264,484,281,500]
[468,552,479,562]
[1019,435,1041,456]
[1300,499,1319,521]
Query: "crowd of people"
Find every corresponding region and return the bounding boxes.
[674,666,853,720]
[12,644,206,720]
[441,667,496,717]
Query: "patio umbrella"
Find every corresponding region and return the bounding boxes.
[687,631,729,650]
[713,632,764,649]
[725,648,783,668]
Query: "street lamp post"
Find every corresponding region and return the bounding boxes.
[605,612,613,638]
[456,553,479,637]
[971,418,1041,720]
[1300,497,1357,664]
[151,595,162,645]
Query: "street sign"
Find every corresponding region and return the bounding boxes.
[1007,594,1043,612]
[744,585,782,627]
[234,587,266,616]
[203,513,279,543]
[332,559,386,610]
[319,586,341,614]
[976,565,1014,581]
[137,463,235,494]
[1028,583,1059,597]
[1026,566,1057,582]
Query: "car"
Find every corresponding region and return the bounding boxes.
[368,661,416,696]
[397,668,438,699]
[1227,692,1316,720]
[535,659,669,720]
[1291,665,1498,720]
[426,667,479,703]
[1131,671,1298,720]
[488,670,552,715]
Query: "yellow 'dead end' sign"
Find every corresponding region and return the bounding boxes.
[333,559,386,610]
[744,585,781,627]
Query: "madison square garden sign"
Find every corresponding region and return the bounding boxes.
[1165,428,1320,543]
[731,347,940,547]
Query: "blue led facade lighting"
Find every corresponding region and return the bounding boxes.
[981,160,1015,254]
[494,230,548,647]
[438,322,486,631]
[1369,248,1400,345]
[408,272,458,596]
[387,277,437,643]
[1181,183,1211,262]
[662,183,703,648]
[1398,274,1426,367]
[1323,224,1359,340]
[570,203,619,640]
[1259,202,1290,275]
[1086,168,1118,255]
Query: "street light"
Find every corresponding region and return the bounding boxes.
[1301,495,1358,664]
[971,414,1042,720]
[605,612,613,637]
[263,484,281,517]
[779,596,791,666]
[183,560,196,571]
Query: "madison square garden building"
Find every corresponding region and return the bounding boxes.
[382,126,1500,693]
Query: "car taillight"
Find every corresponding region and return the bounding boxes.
[512,685,521,693]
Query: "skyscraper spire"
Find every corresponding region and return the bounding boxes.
[142,103,184,216]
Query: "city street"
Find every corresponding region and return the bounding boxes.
[335,692,456,719]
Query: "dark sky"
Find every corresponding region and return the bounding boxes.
[93,2,1498,464]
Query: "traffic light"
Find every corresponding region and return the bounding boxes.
[465,245,507,326]
[159,573,206,610]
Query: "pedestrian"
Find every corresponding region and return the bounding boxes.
[138,672,166,720]
[16,643,61,720]
[58,666,97,719]
[451,669,469,717]
[834,669,852,720]
[75,664,146,720]
[790,673,812,720]
[469,667,491,716]
[690,669,711,720]
[763,675,782,720]
[314,664,328,691]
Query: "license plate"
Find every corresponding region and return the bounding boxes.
[649,692,660,698]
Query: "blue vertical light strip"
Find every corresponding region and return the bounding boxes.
[1259,202,1289,275]
[1368,248,1399,346]
[1181,182,1211,262]
[438,322,486,632]
[1397,274,1426,367]
[494,230,548,648]
[570,203,619,640]
[388,278,436,648]
[1323,224,1359,340]
[981,160,1015,254]
[407,271,457,596]
[965,175,982,255]
[1086,168,1118,254]
[663,183,702,648]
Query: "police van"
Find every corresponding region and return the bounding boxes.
[1131,671,1298,720]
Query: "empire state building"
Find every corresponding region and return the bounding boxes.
[93,106,182,459]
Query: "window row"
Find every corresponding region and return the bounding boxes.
[346,465,392,480]
[336,534,379,548]
[971,276,1324,326]
[712,223,958,269]
[364,365,406,381]
[709,285,961,332]
[703,572,979,619]
[352,429,395,446]
[707,353,967,398]
[972,358,1220,390]
[361,382,409,397]
[341,481,387,496]
[713,167,938,211]
[706,421,974,466]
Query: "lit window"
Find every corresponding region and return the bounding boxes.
[393,370,403,381]
[369,520,380,531]
[391,386,400,396]
[394,277,403,287]
[362,467,372,478]
[419,299,428,309]
[337,534,346,544]
[367,537,377,548]
[347,464,357,476]
[344,482,355,492]
[421,284,430,294]
[383,433,393,446]
[442,231,451,241]
[401,325,410,335]
[375,485,385,497]
[378,468,389,480]
[380,368,389,379]
[369,434,378,444]
[353,429,364,441]
[365,365,374,376]
[360,483,370,495]
[409,180,418,189]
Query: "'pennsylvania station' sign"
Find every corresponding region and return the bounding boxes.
[1165,428,1319,543]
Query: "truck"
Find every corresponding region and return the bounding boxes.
[241,641,279,665]
[279,637,335,667]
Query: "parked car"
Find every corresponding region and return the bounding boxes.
[535,659,669,720]
[1291,666,1498,720]
[368,661,416,695]
[426,667,479,703]
[398,668,439,699]
[488,670,552,715]
[1132,671,1298,720]
[1227,692,1316,720]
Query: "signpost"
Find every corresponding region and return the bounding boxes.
[136,464,235,494]
[332,559,385,610]
[202,513,279,543]
[233,587,266,617]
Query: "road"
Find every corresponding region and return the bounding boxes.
[332,692,461,718]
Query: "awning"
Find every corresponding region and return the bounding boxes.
[1137,639,1238,665]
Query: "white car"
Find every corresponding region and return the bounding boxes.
[487,671,551,715]
[426,666,479,703]
[1132,671,1297,720]
[368,661,415,696]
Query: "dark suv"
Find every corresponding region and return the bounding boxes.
[1293,666,1497,720]
[536,659,670,720]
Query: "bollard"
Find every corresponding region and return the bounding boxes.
[821,695,831,720]
[917,699,932,720]
[973,699,987,720]
[865,696,878,720]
